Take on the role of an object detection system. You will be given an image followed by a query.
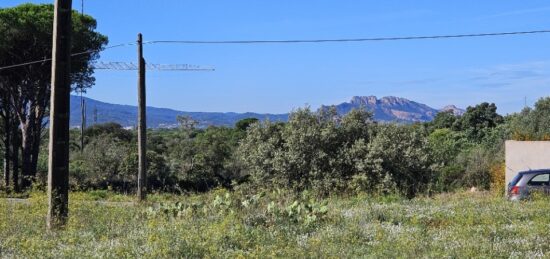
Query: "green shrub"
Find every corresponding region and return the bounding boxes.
[146,189,330,230]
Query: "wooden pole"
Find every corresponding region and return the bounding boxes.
[137,33,147,201]
[47,0,73,229]
[80,94,85,152]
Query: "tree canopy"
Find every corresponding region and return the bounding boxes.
[0,3,108,91]
[453,102,503,142]
[0,3,108,189]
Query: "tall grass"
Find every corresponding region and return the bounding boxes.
[1,190,549,258]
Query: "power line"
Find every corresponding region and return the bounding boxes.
[1,29,549,71]
[145,29,550,45]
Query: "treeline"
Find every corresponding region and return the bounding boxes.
[0,4,108,192]
[4,98,550,197]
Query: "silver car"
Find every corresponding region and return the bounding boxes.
[508,169,550,201]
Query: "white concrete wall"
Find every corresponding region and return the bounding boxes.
[505,141,550,185]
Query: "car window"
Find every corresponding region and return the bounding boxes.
[528,174,550,186]
[510,174,523,186]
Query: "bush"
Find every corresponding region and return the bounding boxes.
[364,124,433,197]
[238,108,375,194]
[166,126,244,191]
[455,146,492,189]
[433,165,464,192]
[238,108,433,197]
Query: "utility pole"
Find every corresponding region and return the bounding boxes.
[47,0,73,229]
[91,46,213,202]
[80,94,86,152]
[79,0,85,153]
[137,33,147,201]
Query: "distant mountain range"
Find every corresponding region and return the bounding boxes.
[69,95,287,128]
[69,95,464,128]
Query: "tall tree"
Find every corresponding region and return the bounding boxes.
[428,110,457,132]
[0,76,20,191]
[0,114,7,188]
[11,124,20,192]
[0,78,10,188]
[453,102,503,142]
[0,4,108,189]
[510,97,550,140]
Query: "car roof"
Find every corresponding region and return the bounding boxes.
[518,169,550,175]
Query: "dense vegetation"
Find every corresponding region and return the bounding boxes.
[4,98,550,198]
[2,190,550,257]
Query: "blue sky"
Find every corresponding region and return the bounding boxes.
[3,1,550,114]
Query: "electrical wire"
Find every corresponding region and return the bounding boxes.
[145,29,550,44]
[0,29,549,71]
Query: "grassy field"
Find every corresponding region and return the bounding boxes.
[1,189,549,258]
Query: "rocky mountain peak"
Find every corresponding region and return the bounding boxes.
[350,96,378,105]
[380,96,410,105]
[328,96,464,123]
